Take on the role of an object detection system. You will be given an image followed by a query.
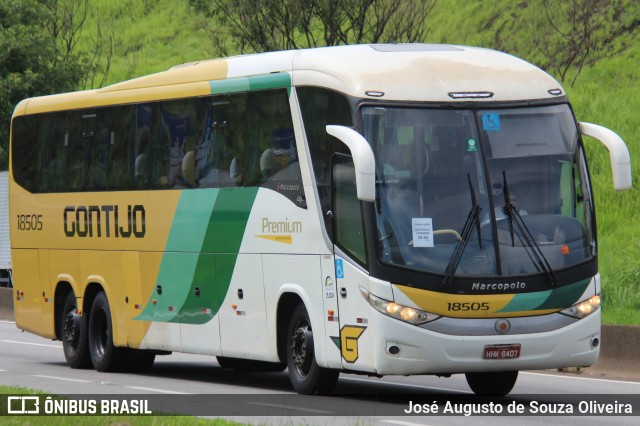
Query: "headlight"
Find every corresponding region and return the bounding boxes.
[560,295,601,319]
[360,287,438,325]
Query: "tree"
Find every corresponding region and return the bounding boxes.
[0,0,106,170]
[190,0,436,56]
[538,0,631,86]
[42,0,114,89]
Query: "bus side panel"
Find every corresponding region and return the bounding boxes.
[124,251,162,348]
[135,252,184,352]
[180,253,222,355]
[138,322,183,352]
[319,254,342,369]
[335,257,375,372]
[110,250,164,349]
[38,249,55,335]
[13,249,55,339]
[219,254,268,359]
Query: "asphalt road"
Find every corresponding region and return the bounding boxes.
[1,319,638,425]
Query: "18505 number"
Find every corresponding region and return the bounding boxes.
[16,214,43,231]
[447,302,489,312]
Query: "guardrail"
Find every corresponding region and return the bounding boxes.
[0,287,637,380]
[588,324,640,380]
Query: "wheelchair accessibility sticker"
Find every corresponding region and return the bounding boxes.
[335,259,344,279]
[482,113,501,132]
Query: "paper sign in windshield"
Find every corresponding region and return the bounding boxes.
[412,218,434,248]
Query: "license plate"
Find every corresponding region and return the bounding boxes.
[483,344,521,359]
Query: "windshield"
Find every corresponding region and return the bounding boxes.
[363,104,595,280]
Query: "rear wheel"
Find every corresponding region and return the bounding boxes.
[286,304,339,395]
[61,292,91,368]
[465,371,519,396]
[87,292,127,372]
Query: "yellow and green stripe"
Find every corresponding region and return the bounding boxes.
[136,187,258,324]
[396,278,592,318]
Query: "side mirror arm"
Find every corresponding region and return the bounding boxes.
[326,125,376,201]
[579,122,632,191]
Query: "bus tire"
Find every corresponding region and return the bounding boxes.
[286,304,339,395]
[61,292,91,369]
[87,292,127,372]
[465,371,518,396]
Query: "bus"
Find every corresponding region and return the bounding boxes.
[9,44,631,396]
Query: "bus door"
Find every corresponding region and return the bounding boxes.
[331,155,373,371]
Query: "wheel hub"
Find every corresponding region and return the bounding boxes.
[64,310,80,348]
[291,324,314,374]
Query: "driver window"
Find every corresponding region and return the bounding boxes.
[332,155,367,267]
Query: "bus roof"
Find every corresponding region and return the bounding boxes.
[14,44,564,116]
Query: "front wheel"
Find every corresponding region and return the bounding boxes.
[286,304,339,395]
[87,292,127,372]
[61,292,91,368]
[465,371,519,396]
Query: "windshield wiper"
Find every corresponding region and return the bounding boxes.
[442,174,482,286]
[502,171,559,286]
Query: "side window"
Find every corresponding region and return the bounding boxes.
[11,89,302,198]
[333,155,367,266]
[196,93,247,188]
[245,89,304,207]
[297,87,353,228]
[68,107,135,192]
[157,99,196,189]
[66,111,88,191]
[11,114,40,192]
[41,113,68,192]
[132,104,153,188]
[79,110,109,192]
[107,105,135,190]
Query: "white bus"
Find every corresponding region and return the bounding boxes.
[10,44,631,396]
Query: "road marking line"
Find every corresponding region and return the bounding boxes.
[0,369,7,372]
[1,339,60,348]
[382,420,433,426]
[341,376,468,394]
[0,320,16,324]
[32,374,91,383]
[522,371,640,386]
[126,386,189,394]
[247,402,332,414]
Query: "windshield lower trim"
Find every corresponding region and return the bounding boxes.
[368,250,597,295]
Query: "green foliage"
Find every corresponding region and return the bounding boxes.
[189,0,434,55]
[428,0,638,84]
[564,42,640,323]
[78,0,208,85]
[0,0,93,170]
